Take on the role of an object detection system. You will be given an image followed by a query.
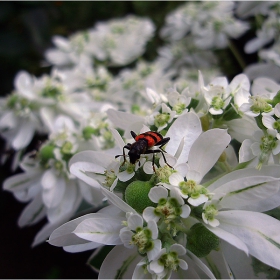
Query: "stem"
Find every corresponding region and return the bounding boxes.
[228,40,247,70]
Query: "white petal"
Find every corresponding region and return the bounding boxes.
[169,172,184,186]
[149,260,164,274]
[18,194,46,227]
[143,206,159,223]
[205,224,249,255]
[214,176,280,210]
[147,239,162,261]
[0,111,17,129]
[218,210,280,270]
[185,250,216,279]
[70,161,104,187]
[48,213,104,247]
[32,218,69,247]
[179,259,188,270]
[99,245,141,279]
[148,185,168,203]
[63,242,100,253]
[78,180,105,206]
[119,229,134,248]
[118,170,135,182]
[188,129,231,182]
[101,187,137,214]
[12,121,35,150]
[69,150,115,170]
[47,180,81,224]
[73,216,123,245]
[181,205,191,218]
[188,194,208,206]
[143,161,154,174]
[128,214,143,230]
[165,112,202,164]
[132,259,151,279]
[148,220,158,239]
[41,170,66,209]
[262,115,275,130]
[110,128,125,152]
[170,243,186,256]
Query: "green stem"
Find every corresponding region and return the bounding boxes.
[228,40,247,70]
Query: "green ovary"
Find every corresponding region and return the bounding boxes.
[211,96,224,110]
[250,96,272,114]
[154,113,170,128]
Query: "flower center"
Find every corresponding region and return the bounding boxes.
[104,169,117,187]
[179,180,209,201]
[154,113,170,128]
[156,166,175,183]
[260,134,277,153]
[131,227,153,254]
[203,204,218,222]
[250,96,272,114]
[158,251,180,271]
[173,103,186,114]
[211,96,224,110]
[155,197,182,223]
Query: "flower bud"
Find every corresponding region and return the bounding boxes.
[186,223,219,257]
[39,144,55,163]
[125,180,156,213]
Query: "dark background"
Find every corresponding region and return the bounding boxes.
[0,1,257,278]
[0,2,184,278]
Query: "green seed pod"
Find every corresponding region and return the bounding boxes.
[186,223,220,258]
[125,180,156,214]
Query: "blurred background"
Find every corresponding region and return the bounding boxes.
[0,1,257,278]
[0,1,184,278]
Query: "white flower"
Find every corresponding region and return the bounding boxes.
[202,165,280,271]
[0,72,45,151]
[120,213,162,261]
[166,128,231,205]
[148,243,188,279]
[143,186,190,223]
[147,103,176,131]
[239,129,280,169]
[85,15,155,66]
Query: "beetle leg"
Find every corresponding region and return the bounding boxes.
[144,149,173,171]
[115,144,131,166]
[154,137,170,147]
[130,131,137,139]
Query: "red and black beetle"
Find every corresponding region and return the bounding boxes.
[115,131,172,171]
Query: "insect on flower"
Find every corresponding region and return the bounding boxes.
[115,130,173,171]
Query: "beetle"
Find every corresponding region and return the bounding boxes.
[115,130,172,171]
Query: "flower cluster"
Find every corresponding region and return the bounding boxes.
[2,2,280,279]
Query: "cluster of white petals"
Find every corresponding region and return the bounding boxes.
[2,3,280,280]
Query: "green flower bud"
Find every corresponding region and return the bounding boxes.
[39,144,55,163]
[186,223,219,258]
[82,126,99,140]
[125,180,156,213]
